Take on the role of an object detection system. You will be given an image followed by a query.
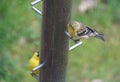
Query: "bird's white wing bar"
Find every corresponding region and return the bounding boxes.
[69,41,83,51]
[31,0,42,5]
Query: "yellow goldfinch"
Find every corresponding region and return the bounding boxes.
[28,52,40,79]
[67,21,105,43]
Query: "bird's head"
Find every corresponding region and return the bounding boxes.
[70,21,86,33]
[33,52,39,60]
[70,21,80,29]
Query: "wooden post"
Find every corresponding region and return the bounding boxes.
[40,0,72,82]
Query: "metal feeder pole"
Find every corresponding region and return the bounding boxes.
[40,0,72,82]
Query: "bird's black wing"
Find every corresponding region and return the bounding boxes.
[86,26,95,32]
[86,26,105,41]
[77,30,87,36]
[77,26,91,36]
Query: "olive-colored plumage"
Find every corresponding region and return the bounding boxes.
[67,21,105,43]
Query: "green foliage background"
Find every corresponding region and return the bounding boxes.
[0,0,120,82]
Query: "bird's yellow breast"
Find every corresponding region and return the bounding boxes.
[28,57,39,74]
[68,24,76,37]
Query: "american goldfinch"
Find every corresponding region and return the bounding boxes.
[28,52,40,79]
[67,21,105,43]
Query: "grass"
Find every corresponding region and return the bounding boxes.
[67,0,120,82]
[0,0,120,82]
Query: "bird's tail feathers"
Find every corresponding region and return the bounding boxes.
[95,33,105,41]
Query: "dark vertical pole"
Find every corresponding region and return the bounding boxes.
[40,0,71,82]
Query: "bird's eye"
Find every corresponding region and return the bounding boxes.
[36,52,39,57]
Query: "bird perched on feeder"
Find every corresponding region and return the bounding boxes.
[28,52,40,79]
[67,21,105,43]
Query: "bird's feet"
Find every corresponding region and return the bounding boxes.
[30,72,39,79]
[74,39,80,44]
